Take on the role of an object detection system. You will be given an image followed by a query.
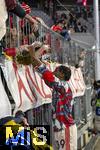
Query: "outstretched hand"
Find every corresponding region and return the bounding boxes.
[25,14,39,37]
[29,18,38,32]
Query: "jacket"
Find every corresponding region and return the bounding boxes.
[5,0,26,18]
[38,64,74,127]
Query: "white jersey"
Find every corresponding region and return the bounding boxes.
[0,0,8,40]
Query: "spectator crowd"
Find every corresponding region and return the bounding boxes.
[52,5,93,36]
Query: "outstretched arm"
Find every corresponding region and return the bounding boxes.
[32,56,66,96]
[5,0,38,32]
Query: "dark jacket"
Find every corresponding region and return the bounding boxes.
[5,0,26,18]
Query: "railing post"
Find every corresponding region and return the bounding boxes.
[94,0,100,81]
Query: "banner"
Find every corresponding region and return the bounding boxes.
[4,60,52,112]
[0,60,86,118]
[68,66,86,98]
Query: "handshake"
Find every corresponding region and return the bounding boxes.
[16,41,51,66]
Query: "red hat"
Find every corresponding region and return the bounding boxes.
[52,25,62,32]
[42,71,54,82]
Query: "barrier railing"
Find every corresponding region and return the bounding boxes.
[2,13,95,127]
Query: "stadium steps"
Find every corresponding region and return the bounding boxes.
[31,10,54,27]
[70,33,95,50]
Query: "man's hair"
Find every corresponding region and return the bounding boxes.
[15,110,25,118]
[58,65,71,81]
[14,110,26,124]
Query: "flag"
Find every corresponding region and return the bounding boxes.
[21,2,31,14]
[77,0,87,6]
[82,0,87,6]
[19,2,31,28]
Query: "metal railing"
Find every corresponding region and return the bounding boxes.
[3,13,95,127]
